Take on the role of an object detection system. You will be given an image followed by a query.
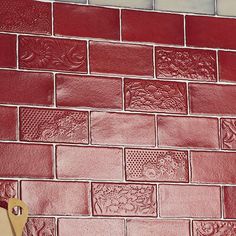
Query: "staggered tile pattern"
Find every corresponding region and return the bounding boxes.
[1,0,236,235]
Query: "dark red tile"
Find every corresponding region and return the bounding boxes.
[221,118,236,149]
[0,0,51,34]
[224,187,236,218]
[186,16,236,49]
[54,4,120,40]
[0,180,17,203]
[20,107,89,144]
[0,106,17,140]
[122,10,184,45]
[157,116,219,149]
[125,148,188,182]
[56,74,122,109]
[155,47,217,81]
[91,112,155,146]
[0,143,53,178]
[159,185,221,217]
[125,78,187,114]
[89,41,153,77]
[0,34,16,68]
[21,181,89,215]
[19,36,87,73]
[0,70,53,105]
[92,182,157,217]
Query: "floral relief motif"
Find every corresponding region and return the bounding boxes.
[125,79,187,113]
[0,181,17,202]
[92,183,157,217]
[221,119,236,149]
[156,48,217,81]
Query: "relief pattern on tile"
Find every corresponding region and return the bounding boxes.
[92,183,157,217]
[156,48,216,81]
[125,149,188,182]
[20,108,88,143]
[125,79,187,113]
[0,181,17,202]
[221,119,236,149]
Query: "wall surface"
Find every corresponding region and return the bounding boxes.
[0,0,236,235]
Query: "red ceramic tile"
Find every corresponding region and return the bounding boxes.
[224,187,236,218]
[157,116,219,149]
[125,148,188,182]
[0,0,51,34]
[0,34,16,68]
[122,10,184,45]
[57,146,123,180]
[20,107,89,144]
[91,112,155,146]
[191,151,236,184]
[56,74,122,109]
[92,182,157,217]
[0,70,53,105]
[0,106,17,140]
[193,221,236,235]
[0,143,53,178]
[54,4,120,40]
[125,78,187,114]
[21,181,89,215]
[190,83,236,115]
[127,219,190,236]
[19,36,87,73]
[186,16,236,49]
[0,181,17,203]
[159,185,221,217]
[155,47,217,81]
[58,218,125,236]
[89,41,153,77]
[221,118,236,149]
[23,218,56,236]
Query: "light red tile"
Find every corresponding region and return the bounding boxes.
[221,118,236,149]
[0,181,17,204]
[224,187,236,218]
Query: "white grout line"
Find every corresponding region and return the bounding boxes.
[121,77,125,111]
[86,40,91,74]
[53,144,57,179]
[16,34,19,69]
[119,9,122,42]
[183,14,187,46]
[53,72,57,107]
[16,106,20,141]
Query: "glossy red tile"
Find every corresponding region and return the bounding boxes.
[191,151,236,184]
[221,118,236,149]
[21,181,89,215]
[159,185,221,217]
[125,148,188,182]
[127,219,190,236]
[92,182,157,217]
[155,47,217,81]
[56,74,122,109]
[0,0,51,34]
[125,78,187,114]
[57,146,123,180]
[186,15,236,49]
[19,36,87,73]
[54,4,120,40]
[0,70,53,105]
[0,34,16,68]
[0,180,17,204]
[122,10,184,45]
[58,218,125,236]
[89,41,153,77]
[224,187,236,218]
[91,112,155,146]
[0,106,17,140]
[0,143,53,178]
[20,107,89,144]
[157,116,219,149]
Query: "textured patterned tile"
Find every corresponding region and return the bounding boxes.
[224,187,236,218]
[0,180,17,203]
[221,118,236,149]
[217,0,236,16]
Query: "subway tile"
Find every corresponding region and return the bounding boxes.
[19,36,87,73]
[57,146,123,180]
[91,112,155,146]
[0,143,53,178]
[155,47,217,81]
[122,10,184,45]
[221,118,236,149]
[159,185,221,217]
[124,78,187,114]
[224,187,236,218]
[89,41,153,77]
[92,182,157,217]
[55,0,86,3]
[125,148,188,182]
[21,181,89,215]
[56,74,122,109]
[157,116,219,149]
[20,107,89,144]
[54,4,120,40]
[0,180,17,204]
[0,70,53,106]
[217,0,236,16]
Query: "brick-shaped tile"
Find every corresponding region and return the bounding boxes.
[221,118,236,149]
[0,180,17,204]
[224,187,236,218]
